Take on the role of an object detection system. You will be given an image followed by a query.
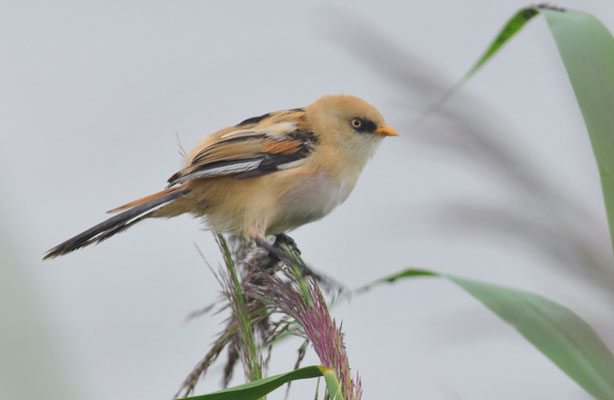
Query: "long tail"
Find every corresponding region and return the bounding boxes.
[43,187,191,260]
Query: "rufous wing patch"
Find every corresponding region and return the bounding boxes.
[262,139,302,155]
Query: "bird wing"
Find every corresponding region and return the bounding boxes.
[167,111,317,186]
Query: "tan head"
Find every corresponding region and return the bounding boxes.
[305,94,398,163]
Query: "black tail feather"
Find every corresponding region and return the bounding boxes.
[44,188,190,260]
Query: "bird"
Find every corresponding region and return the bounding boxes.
[43,94,398,261]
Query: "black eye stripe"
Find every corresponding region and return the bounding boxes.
[350,118,377,133]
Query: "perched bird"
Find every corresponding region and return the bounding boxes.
[44,94,398,261]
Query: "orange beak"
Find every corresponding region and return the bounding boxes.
[374,125,399,137]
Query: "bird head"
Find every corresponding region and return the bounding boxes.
[306,94,398,164]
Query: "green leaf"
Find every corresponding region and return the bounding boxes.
[360,269,614,400]
[319,367,344,400]
[458,6,614,252]
[177,365,323,400]
[539,8,614,253]
[464,7,539,80]
[418,7,539,116]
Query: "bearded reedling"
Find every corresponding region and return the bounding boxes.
[44,94,398,264]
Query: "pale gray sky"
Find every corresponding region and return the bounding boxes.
[2,1,614,399]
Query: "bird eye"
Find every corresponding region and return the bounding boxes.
[351,119,362,129]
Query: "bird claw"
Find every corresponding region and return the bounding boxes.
[273,233,301,255]
[256,237,347,296]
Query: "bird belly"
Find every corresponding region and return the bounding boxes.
[266,173,356,234]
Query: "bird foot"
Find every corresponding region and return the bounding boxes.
[255,236,347,296]
[273,233,301,255]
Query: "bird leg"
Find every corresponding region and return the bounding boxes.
[255,236,346,295]
[273,233,301,255]
[256,237,315,277]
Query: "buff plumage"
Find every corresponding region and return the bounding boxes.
[44,94,398,260]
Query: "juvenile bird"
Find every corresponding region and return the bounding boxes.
[44,94,398,260]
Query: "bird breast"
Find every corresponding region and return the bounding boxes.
[267,172,357,234]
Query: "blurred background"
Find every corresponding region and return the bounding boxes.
[2,1,614,399]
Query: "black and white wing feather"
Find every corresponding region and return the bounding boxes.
[167,110,318,186]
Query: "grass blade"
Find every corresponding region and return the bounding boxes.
[177,365,323,400]
[539,8,614,253]
[464,7,539,80]
[360,269,614,400]
[216,235,262,382]
[417,7,539,119]
[453,5,614,251]
[319,366,345,400]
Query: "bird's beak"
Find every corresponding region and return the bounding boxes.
[374,125,399,137]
